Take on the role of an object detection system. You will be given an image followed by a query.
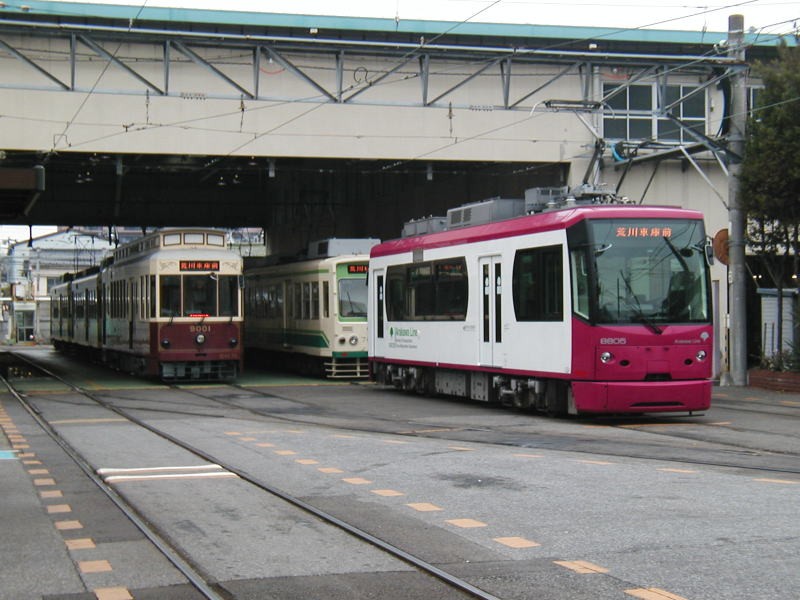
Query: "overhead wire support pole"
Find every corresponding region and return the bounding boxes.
[726,14,748,386]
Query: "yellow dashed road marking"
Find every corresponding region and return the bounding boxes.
[40,490,63,499]
[494,537,540,548]
[66,538,96,550]
[224,431,242,436]
[255,442,275,448]
[28,468,49,475]
[55,520,83,530]
[576,459,613,465]
[372,489,404,497]
[46,504,72,514]
[625,588,689,600]
[318,467,344,474]
[94,587,133,600]
[34,478,56,486]
[513,453,544,458]
[342,477,372,485]
[239,437,257,442]
[382,440,408,445]
[448,446,474,451]
[780,400,800,407]
[754,478,799,485]
[79,560,113,574]
[333,434,356,439]
[658,468,697,474]
[274,450,297,456]
[555,560,609,574]
[407,502,443,512]
[295,459,319,465]
[446,518,487,528]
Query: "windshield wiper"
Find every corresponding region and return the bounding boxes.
[619,270,663,335]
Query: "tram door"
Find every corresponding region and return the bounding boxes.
[478,255,502,366]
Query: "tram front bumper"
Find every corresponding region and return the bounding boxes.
[571,380,712,414]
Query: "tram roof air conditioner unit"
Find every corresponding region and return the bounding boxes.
[446,197,524,229]
[524,186,570,213]
[307,238,381,258]
[401,216,447,237]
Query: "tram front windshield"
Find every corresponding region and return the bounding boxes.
[569,218,710,326]
[160,274,240,317]
[339,277,368,318]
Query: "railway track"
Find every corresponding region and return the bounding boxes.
[4,353,496,600]
[12,347,800,477]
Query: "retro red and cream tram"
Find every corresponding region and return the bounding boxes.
[50,228,243,381]
[368,204,713,416]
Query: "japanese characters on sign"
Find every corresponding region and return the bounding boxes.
[615,226,673,238]
[180,260,220,271]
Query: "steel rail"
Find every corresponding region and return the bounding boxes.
[9,353,502,600]
[0,374,227,600]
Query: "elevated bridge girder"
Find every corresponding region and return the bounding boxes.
[0,4,769,255]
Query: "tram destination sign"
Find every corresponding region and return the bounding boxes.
[180,260,220,271]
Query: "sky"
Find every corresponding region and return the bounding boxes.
[0,225,58,243]
[45,0,800,36]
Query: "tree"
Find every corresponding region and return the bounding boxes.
[739,43,800,368]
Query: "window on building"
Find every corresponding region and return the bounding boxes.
[603,83,707,144]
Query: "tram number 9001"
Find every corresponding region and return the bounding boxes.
[190,325,212,333]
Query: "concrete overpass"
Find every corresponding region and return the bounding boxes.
[0,1,787,253]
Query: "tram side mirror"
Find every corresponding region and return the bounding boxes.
[705,239,714,266]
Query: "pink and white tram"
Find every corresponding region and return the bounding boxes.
[368,205,713,416]
[50,228,243,381]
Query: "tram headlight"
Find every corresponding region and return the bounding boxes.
[696,350,707,361]
[349,335,359,346]
[196,333,206,345]
[600,351,614,364]
[160,338,171,349]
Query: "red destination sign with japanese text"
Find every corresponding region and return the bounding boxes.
[180,260,220,271]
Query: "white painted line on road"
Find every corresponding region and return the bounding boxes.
[97,465,225,475]
[104,472,239,483]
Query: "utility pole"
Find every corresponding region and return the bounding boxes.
[727,14,748,385]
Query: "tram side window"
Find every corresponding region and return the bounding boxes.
[219,275,239,317]
[385,258,467,321]
[149,276,156,319]
[160,275,181,317]
[512,245,564,321]
[270,284,283,318]
[311,282,320,319]
[434,260,467,318]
